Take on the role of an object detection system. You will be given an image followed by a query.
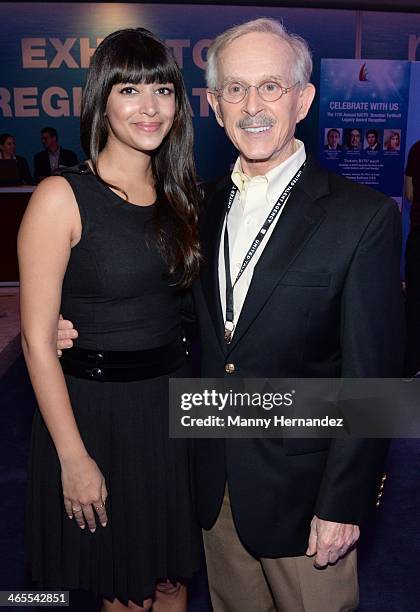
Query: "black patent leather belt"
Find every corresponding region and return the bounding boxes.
[60,337,189,382]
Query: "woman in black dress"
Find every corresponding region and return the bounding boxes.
[18,28,201,611]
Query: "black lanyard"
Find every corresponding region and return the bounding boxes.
[223,162,305,343]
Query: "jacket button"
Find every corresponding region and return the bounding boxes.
[381,474,387,482]
[90,367,103,379]
[225,363,235,374]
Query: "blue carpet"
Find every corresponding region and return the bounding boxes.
[0,355,418,611]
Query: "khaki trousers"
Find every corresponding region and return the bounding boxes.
[203,489,359,612]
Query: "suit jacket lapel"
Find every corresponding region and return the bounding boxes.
[227,158,329,351]
[199,178,232,353]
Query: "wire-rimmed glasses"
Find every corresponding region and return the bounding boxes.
[211,80,300,104]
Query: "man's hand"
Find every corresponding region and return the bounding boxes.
[57,314,78,356]
[306,515,359,567]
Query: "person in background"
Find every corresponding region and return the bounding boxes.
[33,127,78,182]
[19,28,201,611]
[0,132,33,184]
[404,139,420,376]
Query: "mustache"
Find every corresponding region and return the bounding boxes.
[238,115,276,129]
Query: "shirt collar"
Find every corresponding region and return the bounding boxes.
[231,139,306,200]
[231,158,266,195]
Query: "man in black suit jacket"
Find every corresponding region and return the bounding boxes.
[193,18,404,611]
[57,18,404,612]
[34,127,78,182]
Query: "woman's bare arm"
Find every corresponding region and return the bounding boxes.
[18,176,107,531]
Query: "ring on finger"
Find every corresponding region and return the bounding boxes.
[72,507,82,513]
[95,502,105,510]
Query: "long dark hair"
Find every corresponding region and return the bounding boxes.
[80,28,201,288]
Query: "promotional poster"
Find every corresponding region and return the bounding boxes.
[319,59,411,206]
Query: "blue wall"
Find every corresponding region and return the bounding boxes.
[0,3,419,179]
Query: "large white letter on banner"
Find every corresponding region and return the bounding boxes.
[42,87,70,117]
[21,38,47,68]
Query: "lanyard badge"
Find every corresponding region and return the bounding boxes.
[223,162,305,344]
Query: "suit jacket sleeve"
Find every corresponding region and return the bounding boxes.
[59,148,78,168]
[314,197,405,524]
[66,149,78,167]
[33,152,43,182]
[17,155,33,184]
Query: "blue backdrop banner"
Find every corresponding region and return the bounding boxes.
[0,3,419,180]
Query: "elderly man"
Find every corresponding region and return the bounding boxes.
[57,18,404,612]
[192,18,403,612]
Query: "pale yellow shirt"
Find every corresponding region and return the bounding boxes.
[218,139,306,335]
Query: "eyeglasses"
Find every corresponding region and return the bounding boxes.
[212,80,300,104]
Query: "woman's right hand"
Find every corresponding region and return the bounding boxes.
[61,454,108,532]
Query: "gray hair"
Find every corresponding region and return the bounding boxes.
[205,18,313,91]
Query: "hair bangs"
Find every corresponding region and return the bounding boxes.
[107,38,179,88]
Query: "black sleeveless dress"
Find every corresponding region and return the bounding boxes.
[25,165,201,605]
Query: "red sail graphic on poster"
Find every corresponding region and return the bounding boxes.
[359,63,368,81]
